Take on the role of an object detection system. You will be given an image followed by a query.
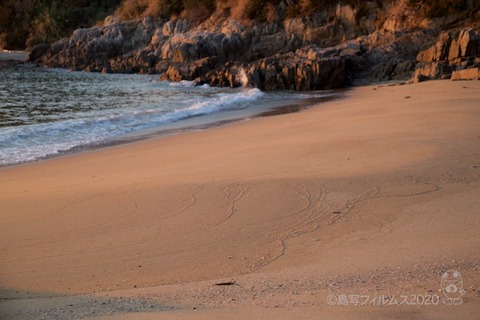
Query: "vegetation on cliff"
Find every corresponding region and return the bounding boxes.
[0,0,121,50]
[0,0,476,50]
[114,0,475,22]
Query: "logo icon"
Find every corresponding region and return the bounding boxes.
[440,270,466,305]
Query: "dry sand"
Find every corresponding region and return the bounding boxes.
[0,80,479,319]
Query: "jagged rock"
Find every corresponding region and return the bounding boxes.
[150,28,164,47]
[29,43,50,62]
[32,20,155,71]
[161,57,218,82]
[28,0,480,90]
[245,55,345,91]
[142,16,155,31]
[412,62,452,82]
[162,20,176,37]
[174,19,191,34]
[49,38,66,54]
[352,29,429,83]
[449,29,479,60]
[162,45,346,91]
[416,32,454,62]
[159,30,247,63]
[393,60,415,78]
[451,67,480,80]
[412,28,480,82]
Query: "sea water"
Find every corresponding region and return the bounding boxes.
[0,65,331,166]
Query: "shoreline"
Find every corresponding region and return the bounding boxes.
[0,63,344,168]
[62,91,344,164]
[0,50,29,63]
[1,79,479,319]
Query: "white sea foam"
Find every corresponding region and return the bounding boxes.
[236,67,249,87]
[0,66,266,166]
[175,88,263,115]
[168,80,196,87]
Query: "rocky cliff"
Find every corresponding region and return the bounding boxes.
[413,28,480,81]
[30,0,480,90]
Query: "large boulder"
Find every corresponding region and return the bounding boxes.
[246,55,346,91]
[412,28,480,82]
[451,67,480,80]
[28,43,50,62]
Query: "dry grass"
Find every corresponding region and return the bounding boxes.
[229,0,250,21]
[116,0,150,20]
[116,0,215,21]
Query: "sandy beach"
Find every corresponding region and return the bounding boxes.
[1,80,479,319]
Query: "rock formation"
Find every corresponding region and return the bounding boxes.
[413,28,480,82]
[30,1,480,90]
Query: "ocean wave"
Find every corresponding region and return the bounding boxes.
[168,80,196,87]
[0,72,264,165]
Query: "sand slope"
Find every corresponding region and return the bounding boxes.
[1,80,479,319]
